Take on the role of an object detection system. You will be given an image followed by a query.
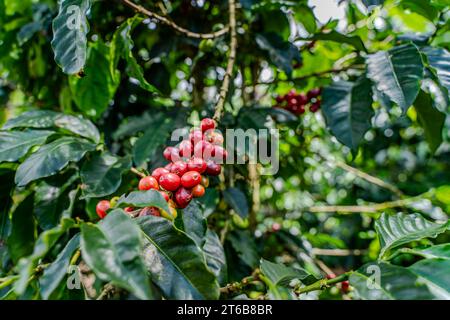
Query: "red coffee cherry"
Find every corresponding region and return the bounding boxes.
[275,95,284,103]
[205,131,224,145]
[187,157,207,173]
[189,129,204,144]
[310,102,321,113]
[201,118,216,132]
[159,173,181,191]
[138,176,159,191]
[159,191,170,202]
[326,273,336,280]
[192,184,206,198]
[193,141,214,159]
[179,140,193,158]
[286,89,297,99]
[170,161,188,176]
[181,171,202,188]
[271,222,281,232]
[174,187,193,208]
[163,146,177,161]
[164,163,173,171]
[288,98,298,108]
[341,280,350,293]
[205,161,221,176]
[124,207,134,213]
[151,167,170,181]
[96,200,110,219]
[297,93,308,105]
[139,207,160,217]
[213,146,228,163]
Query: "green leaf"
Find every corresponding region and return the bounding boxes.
[51,0,91,74]
[260,258,317,286]
[0,167,15,241]
[80,152,131,198]
[228,230,259,268]
[367,44,424,112]
[2,110,100,143]
[223,187,249,219]
[197,188,219,218]
[414,91,445,153]
[203,230,227,285]
[400,0,439,22]
[69,41,120,119]
[311,30,367,52]
[34,174,78,230]
[375,212,450,259]
[322,77,374,151]
[13,217,76,295]
[116,190,170,214]
[138,216,220,299]
[133,117,174,166]
[7,194,36,263]
[0,130,54,163]
[409,258,450,296]
[15,137,96,187]
[81,210,152,299]
[412,243,450,259]
[350,262,439,299]
[422,47,450,96]
[255,33,302,77]
[180,201,207,248]
[294,5,317,34]
[40,234,80,300]
[111,16,158,93]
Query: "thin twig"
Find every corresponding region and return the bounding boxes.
[213,0,237,122]
[131,167,146,178]
[312,248,367,256]
[294,273,349,295]
[121,0,229,39]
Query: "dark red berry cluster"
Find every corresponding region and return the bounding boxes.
[274,88,322,115]
[96,118,226,220]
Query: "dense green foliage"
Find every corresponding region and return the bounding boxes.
[0,0,449,300]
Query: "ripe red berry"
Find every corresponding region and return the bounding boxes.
[187,157,207,173]
[139,206,160,217]
[200,118,216,132]
[341,280,350,293]
[124,207,134,213]
[174,187,193,209]
[189,129,203,144]
[213,145,227,163]
[286,89,297,99]
[272,222,281,232]
[296,93,308,105]
[163,146,176,161]
[205,161,221,176]
[151,167,170,181]
[96,200,110,219]
[194,141,214,159]
[293,61,303,69]
[170,161,188,176]
[310,102,321,113]
[178,140,193,158]
[288,98,298,108]
[307,88,321,100]
[181,171,202,188]
[159,191,170,202]
[275,96,284,103]
[159,173,181,191]
[205,131,224,145]
[192,184,206,198]
[326,273,336,280]
[138,176,159,191]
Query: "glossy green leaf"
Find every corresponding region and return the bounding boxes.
[223,187,249,219]
[375,212,450,259]
[400,0,439,22]
[15,137,96,187]
[409,258,450,295]
[260,258,317,286]
[422,47,450,96]
[255,33,302,77]
[412,243,450,259]
[0,166,15,241]
[40,234,80,300]
[69,41,120,119]
[322,77,374,151]
[116,190,170,214]
[7,194,36,263]
[228,230,259,268]
[180,201,207,248]
[138,215,220,299]
[367,44,424,112]
[350,262,439,299]
[111,16,158,93]
[81,210,152,299]
[51,0,91,74]
[0,130,54,163]
[2,110,100,143]
[80,152,131,198]
[312,30,366,52]
[294,5,317,34]
[203,230,227,285]
[133,117,174,166]
[414,91,445,153]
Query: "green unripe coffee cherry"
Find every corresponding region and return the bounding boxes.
[110,196,120,208]
[231,213,249,229]
[199,39,214,52]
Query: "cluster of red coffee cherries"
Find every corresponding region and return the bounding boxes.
[96,118,226,220]
[274,88,322,115]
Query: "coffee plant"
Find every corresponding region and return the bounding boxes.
[0,0,449,300]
